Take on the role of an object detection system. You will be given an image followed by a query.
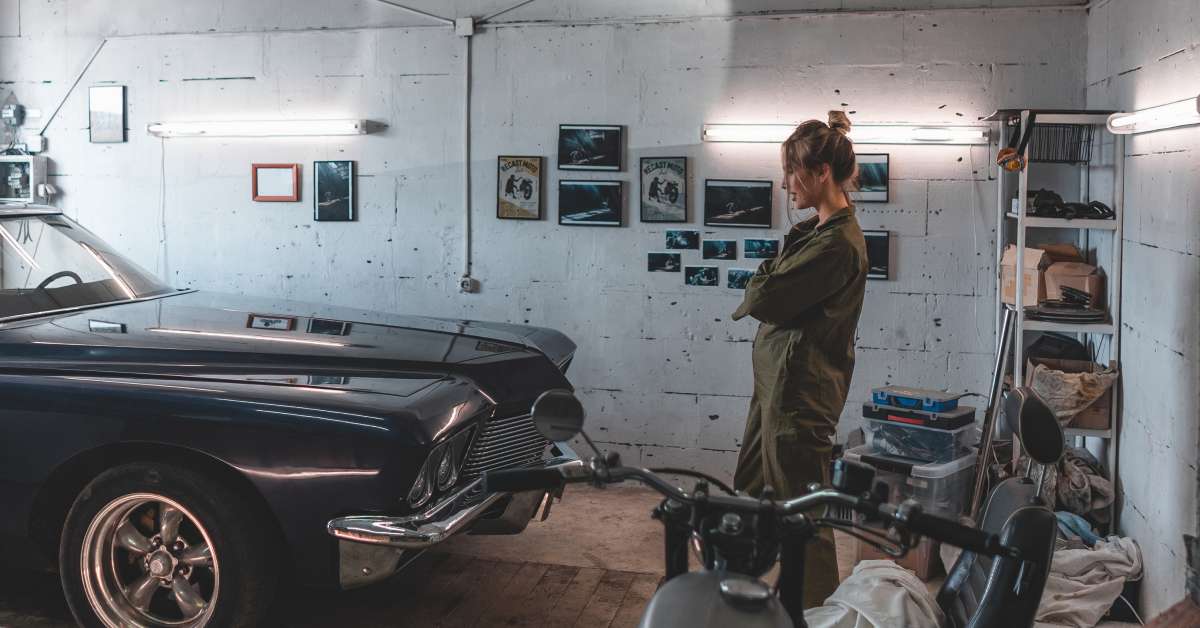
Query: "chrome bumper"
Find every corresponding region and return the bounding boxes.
[327,450,581,588]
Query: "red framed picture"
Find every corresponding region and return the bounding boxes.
[252,164,301,202]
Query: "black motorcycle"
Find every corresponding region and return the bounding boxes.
[485,388,1063,628]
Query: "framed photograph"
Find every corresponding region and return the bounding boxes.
[307,318,351,336]
[702,239,737,260]
[744,238,780,259]
[247,314,296,331]
[684,266,719,287]
[314,160,355,221]
[666,230,699,250]
[853,153,889,203]
[647,252,681,272]
[728,268,755,289]
[558,180,623,226]
[863,230,891,280]
[88,85,126,144]
[558,125,622,171]
[252,164,301,202]
[704,179,773,228]
[497,156,542,219]
[640,157,687,222]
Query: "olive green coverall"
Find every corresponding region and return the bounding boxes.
[732,206,867,609]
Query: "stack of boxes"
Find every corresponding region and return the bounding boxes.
[846,386,980,580]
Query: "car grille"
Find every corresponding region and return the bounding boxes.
[460,412,550,481]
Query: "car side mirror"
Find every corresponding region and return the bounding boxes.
[531,389,586,442]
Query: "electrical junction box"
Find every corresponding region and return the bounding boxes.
[0,155,49,204]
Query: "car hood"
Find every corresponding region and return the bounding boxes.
[0,291,574,403]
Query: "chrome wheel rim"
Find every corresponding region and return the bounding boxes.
[81,493,219,628]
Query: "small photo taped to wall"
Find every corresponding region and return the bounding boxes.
[647,252,682,272]
[666,229,700,250]
[727,268,755,290]
[684,265,719,287]
[702,239,737,260]
[744,238,780,259]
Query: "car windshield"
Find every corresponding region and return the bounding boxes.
[0,213,173,319]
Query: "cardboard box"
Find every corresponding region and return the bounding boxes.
[856,528,942,581]
[1000,244,1086,306]
[1026,357,1115,430]
[1045,261,1105,308]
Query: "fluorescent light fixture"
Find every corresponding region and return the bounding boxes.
[146,119,372,138]
[701,123,989,145]
[1107,94,1200,134]
[0,224,39,269]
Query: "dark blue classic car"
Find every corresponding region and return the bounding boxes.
[0,206,580,627]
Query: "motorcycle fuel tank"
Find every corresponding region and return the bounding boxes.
[637,570,792,628]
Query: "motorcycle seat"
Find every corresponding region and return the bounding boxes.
[936,388,1062,628]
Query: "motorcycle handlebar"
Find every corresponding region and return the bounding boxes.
[480,463,1014,559]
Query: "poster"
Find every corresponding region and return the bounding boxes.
[640,157,687,222]
[497,156,542,219]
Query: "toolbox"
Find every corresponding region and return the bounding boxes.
[862,402,976,430]
[871,386,961,413]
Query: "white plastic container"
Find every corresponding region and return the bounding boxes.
[843,444,977,518]
[863,418,977,463]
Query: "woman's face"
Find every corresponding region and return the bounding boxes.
[781,152,826,209]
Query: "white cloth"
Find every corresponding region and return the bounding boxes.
[1035,536,1143,628]
[804,560,944,628]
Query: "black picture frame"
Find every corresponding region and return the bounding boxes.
[496,155,543,220]
[640,156,687,222]
[558,180,623,227]
[852,153,889,203]
[863,230,891,280]
[314,160,355,221]
[704,179,773,228]
[557,125,622,171]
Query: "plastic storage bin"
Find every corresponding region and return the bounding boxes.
[863,418,977,463]
[843,444,977,518]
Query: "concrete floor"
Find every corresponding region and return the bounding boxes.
[0,484,1134,627]
[0,484,860,627]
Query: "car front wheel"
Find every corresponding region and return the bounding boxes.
[60,463,275,628]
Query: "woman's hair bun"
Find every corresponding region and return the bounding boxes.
[828,110,851,135]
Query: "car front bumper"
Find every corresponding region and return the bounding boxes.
[326,447,582,588]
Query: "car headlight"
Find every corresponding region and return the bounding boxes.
[406,427,475,508]
[436,446,457,490]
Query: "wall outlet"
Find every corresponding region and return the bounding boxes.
[459,276,479,293]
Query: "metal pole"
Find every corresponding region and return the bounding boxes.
[39,39,108,136]
[480,0,539,23]
[373,0,455,25]
[969,306,1016,520]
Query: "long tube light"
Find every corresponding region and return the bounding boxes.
[146,119,372,138]
[1107,94,1200,135]
[701,123,990,145]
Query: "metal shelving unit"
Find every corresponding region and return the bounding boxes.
[988,109,1124,527]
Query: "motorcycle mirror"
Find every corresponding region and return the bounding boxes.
[1004,387,1064,466]
[530,389,586,442]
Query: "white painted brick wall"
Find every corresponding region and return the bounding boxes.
[0,0,1110,584]
[1087,0,1200,617]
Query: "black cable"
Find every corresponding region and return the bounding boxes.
[647,467,737,495]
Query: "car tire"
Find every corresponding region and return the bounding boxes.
[59,462,277,628]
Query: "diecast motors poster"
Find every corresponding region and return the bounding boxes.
[498,156,542,219]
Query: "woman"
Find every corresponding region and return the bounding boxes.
[732,111,868,609]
